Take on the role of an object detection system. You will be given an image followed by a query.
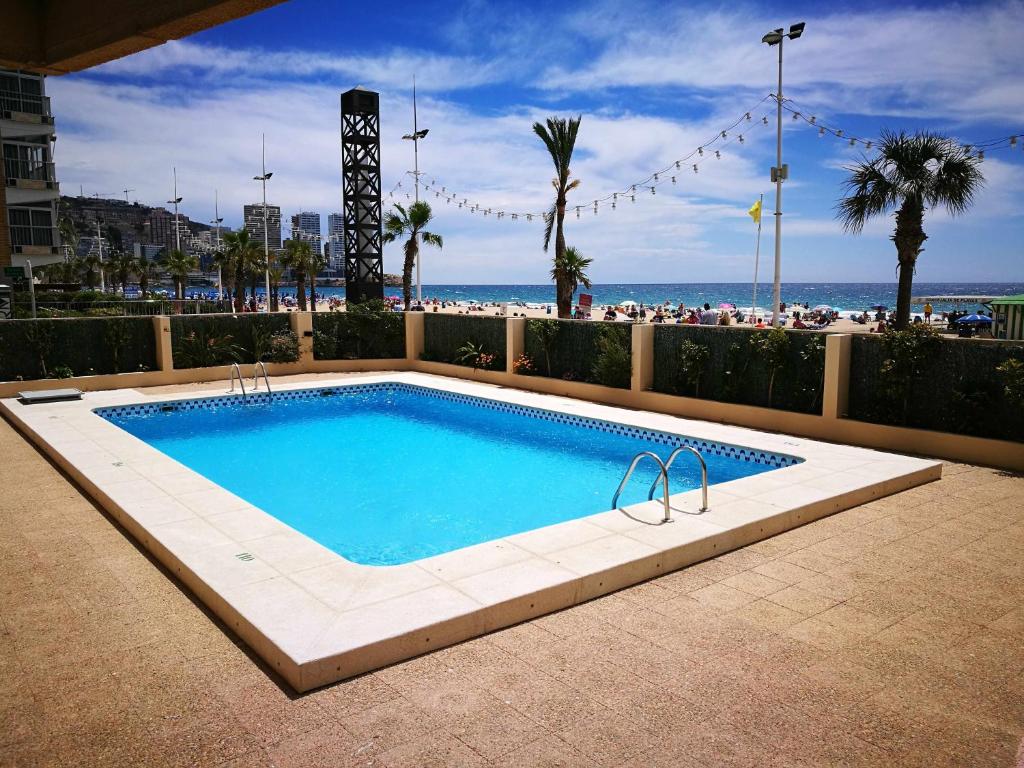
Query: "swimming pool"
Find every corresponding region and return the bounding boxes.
[98,383,800,565]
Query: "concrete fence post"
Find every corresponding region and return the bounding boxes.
[507,317,526,374]
[153,315,173,371]
[405,311,425,362]
[822,333,852,419]
[291,312,314,366]
[631,323,655,392]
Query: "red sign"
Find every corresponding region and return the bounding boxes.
[578,293,593,308]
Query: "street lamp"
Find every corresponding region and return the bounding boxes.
[762,21,804,328]
[253,133,273,313]
[95,217,105,293]
[167,167,183,253]
[211,189,224,304]
[401,76,429,306]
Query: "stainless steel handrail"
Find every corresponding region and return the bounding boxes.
[253,361,271,396]
[648,445,709,512]
[612,451,672,523]
[228,363,247,399]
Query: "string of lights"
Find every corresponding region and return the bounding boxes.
[386,94,1022,224]
[403,96,777,222]
[779,96,1021,159]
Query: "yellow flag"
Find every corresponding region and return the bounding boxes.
[748,199,762,224]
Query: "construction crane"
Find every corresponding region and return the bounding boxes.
[90,192,117,200]
[122,188,135,203]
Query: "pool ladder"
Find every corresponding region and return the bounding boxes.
[611,446,708,523]
[227,362,271,400]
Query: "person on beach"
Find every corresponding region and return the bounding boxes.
[700,303,717,325]
[924,303,933,324]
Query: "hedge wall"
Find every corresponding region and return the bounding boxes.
[848,334,1024,441]
[313,310,405,360]
[0,317,157,381]
[423,313,506,370]
[651,325,826,414]
[170,314,296,368]
[523,319,632,389]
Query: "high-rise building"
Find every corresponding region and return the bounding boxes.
[290,211,321,249]
[244,203,281,251]
[1,68,62,271]
[326,212,344,271]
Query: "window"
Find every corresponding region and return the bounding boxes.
[0,72,45,115]
[3,141,50,181]
[8,205,54,247]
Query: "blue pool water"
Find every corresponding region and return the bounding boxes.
[98,384,800,565]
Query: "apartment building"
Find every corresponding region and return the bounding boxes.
[326,212,344,272]
[243,202,281,251]
[0,68,61,271]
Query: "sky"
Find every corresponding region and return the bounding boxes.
[46,0,1024,284]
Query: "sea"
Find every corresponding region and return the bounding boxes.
[268,282,1023,314]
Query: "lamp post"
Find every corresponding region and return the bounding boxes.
[167,167,183,253]
[761,21,804,328]
[401,77,429,306]
[253,134,273,313]
[211,189,224,304]
[95,218,105,293]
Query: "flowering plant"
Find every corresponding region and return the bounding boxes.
[512,353,534,374]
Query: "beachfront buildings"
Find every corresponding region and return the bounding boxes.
[327,212,344,272]
[0,68,62,271]
[244,202,281,250]
[290,210,321,249]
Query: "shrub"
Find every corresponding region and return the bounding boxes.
[454,341,500,370]
[174,330,241,368]
[524,319,628,386]
[748,328,790,408]
[267,330,300,363]
[591,324,632,389]
[676,339,710,397]
[313,300,405,359]
[424,314,506,369]
[170,314,291,368]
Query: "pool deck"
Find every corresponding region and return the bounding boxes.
[1,373,1021,766]
[1,372,942,694]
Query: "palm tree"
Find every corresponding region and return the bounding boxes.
[280,239,312,311]
[533,115,582,318]
[837,130,983,329]
[163,249,198,300]
[137,252,159,299]
[78,254,101,289]
[109,251,138,295]
[307,248,327,313]
[223,230,258,311]
[210,249,234,308]
[268,258,284,312]
[382,201,443,311]
[552,246,592,313]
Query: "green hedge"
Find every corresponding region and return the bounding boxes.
[523,319,632,388]
[651,325,826,414]
[313,309,405,360]
[170,314,296,368]
[848,334,1024,441]
[423,313,506,370]
[0,317,157,381]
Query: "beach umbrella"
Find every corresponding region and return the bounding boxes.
[813,304,832,312]
[956,314,992,324]
[620,300,638,307]
[870,304,888,311]
[718,302,735,309]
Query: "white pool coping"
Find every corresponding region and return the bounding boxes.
[2,372,941,692]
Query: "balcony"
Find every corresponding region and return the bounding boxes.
[4,158,57,190]
[0,91,53,124]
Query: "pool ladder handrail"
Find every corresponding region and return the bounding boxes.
[647,445,708,513]
[612,451,672,523]
[228,363,247,399]
[253,360,271,397]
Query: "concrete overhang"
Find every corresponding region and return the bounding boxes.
[0,0,287,75]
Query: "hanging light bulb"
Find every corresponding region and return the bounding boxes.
[671,176,676,184]
[792,112,799,121]
[611,201,616,210]
[762,116,769,125]
[693,164,698,173]
[865,141,873,150]
[698,147,704,156]
[818,127,825,137]
[849,138,856,146]
[441,186,446,193]
[977,150,985,161]
[630,194,635,203]
[809,116,816,125]
[1010,135,1018,148]
[650,186,656,195]
[715,150,721,159]
[675,161,681,169]
[526,214,532,222]
[745,112,751,121]
[720,131,727,138]
[836,130,844,138]
[593,202,598,215]
[631,184,636,192]
[738,134,745,144]
[613,192,618,201]
[575,207,580,218]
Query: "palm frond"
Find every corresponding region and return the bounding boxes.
[541,204,556,252]
[420,231,443,249]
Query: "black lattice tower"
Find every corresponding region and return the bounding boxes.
[340,87,383,303]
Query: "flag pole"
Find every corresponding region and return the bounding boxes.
[751,193,763,324]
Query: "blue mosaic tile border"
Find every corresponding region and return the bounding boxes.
[95,382,801,469]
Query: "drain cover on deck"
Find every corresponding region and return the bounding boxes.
[18,389,83,404]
